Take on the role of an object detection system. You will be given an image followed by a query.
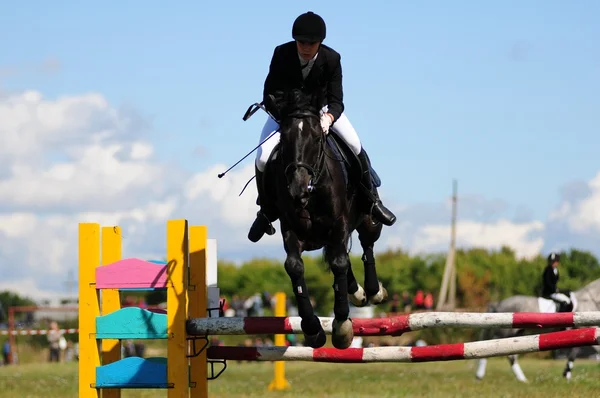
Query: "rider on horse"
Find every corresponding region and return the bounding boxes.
[541,252,572,311]
[248,11,397,242]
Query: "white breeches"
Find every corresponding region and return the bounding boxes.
[255,108,363,172]
[550,292,571,304]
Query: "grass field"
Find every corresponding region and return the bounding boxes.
[1,357,599,398]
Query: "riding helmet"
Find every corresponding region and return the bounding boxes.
[292,11,326,43]
[548,252,560,265]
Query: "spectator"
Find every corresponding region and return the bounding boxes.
[402,291,412,313]
[245,293,264,317]
[389,293,400,313]
[230,295,245,316]
[64,341,76,362]
[424,292,434,310]
[2,340,10,365]
[414,290,424,310]
[47,321,64,362]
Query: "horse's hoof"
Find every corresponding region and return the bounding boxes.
[303,328,327,348]
[349,284,368,307]
[368,282,388,305]
[332,319,354,349]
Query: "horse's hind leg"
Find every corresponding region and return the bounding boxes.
[356,219,387,305]
[325,242,354,349]
[508,354,528,383]
[347,262,368,307]
[282,227,326,349]
[563,347,578,381]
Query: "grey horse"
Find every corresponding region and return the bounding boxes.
[475,277,600,382]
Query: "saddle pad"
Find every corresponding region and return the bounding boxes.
[537,297,556,313]
[325,135,349,186]
[325,134,382,188]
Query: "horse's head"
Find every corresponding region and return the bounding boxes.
[270,89,325,208]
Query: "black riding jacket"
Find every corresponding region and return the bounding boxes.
[263,41,344,122]
[541,264,559,297]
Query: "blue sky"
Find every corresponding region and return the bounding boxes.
[3,1,598,213]
[0,1,599,299]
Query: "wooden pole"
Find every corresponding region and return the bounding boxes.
[78,223,101,398]
[189,225,208,398]
[437,180,458,310]
[101,226,122,398]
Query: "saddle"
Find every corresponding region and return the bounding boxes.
[242,100,381,196]
[263,133,381,192]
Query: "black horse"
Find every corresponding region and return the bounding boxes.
[259,89,389,349]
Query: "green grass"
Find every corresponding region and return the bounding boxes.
[1,357,599,397]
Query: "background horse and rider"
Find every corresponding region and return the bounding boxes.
[475,277,600,382]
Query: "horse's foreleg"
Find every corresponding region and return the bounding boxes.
[326,243,354,349]
[283,229,326,349]
[475,358,488,380]
[475,328,494,381]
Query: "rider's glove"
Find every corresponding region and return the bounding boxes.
[320,113,333,134]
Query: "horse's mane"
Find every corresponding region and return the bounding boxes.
[267,89,320,124]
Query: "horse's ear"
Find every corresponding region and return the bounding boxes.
[266,91,285,120]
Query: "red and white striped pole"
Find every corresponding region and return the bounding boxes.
[187,311,600,337]
[0,328,79,336]
[207,327,600,363]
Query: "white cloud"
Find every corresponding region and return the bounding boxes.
[408,219,545,259]
[0,278,63,302]
[0,90,114,161]
[549,171,600,234]
[0,91,171,211]
[185,163,259,226]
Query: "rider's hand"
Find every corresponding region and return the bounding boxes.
[320,113,334,134]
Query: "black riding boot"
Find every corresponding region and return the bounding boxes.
[248,168,277,242]
[357,149,396,226]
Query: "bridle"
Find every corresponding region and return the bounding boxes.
[281,110,327,192]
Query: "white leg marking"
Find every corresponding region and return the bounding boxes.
[565,360,574,381]
[349,284,367,307]
[511,362,528,383]
[475,358,487,380]
[369,282,386,303]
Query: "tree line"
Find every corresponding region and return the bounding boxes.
[215,246,600,315]
[2,246,599,348]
